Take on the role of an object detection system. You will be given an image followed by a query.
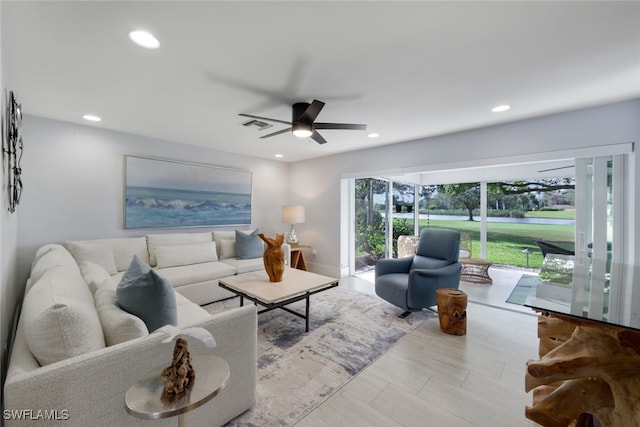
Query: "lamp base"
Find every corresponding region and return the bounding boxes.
[286,224,299,245]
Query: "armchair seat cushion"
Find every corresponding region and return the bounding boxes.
[374,273,410,311]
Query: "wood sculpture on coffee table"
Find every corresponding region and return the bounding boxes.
[161,338,195,395]
[258,233,285,282]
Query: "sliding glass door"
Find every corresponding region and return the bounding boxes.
[573,155,625,322]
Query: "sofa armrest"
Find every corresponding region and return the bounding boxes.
[282,243,291,267]
[4,305,257,427]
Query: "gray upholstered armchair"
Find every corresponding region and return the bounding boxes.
[375,228,462,317]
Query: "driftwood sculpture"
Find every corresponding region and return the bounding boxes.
[258,233,285,282]
[525,311,640,427]
[160,338,195,395]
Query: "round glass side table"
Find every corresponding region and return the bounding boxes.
[125,355,230,427]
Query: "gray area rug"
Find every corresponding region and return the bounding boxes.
[203,286,434,426]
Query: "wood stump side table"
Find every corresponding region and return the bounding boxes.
[125,355,230,427]
[436,288,468,335]
[460,258,493,284]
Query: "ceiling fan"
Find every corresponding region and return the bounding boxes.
[239,99,366,145]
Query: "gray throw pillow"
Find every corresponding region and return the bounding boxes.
[235,229,264,259]
[116,255,177,332]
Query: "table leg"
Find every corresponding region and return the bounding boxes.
[239,296,244,306]
[305,293,310,332]
[178,412,185,427]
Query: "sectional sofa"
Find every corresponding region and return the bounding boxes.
[4,230,290,426]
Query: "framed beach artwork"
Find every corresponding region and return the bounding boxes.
[124,156,252,229]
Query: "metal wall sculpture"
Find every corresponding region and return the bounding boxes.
[3,91,23,213]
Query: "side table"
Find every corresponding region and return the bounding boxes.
[290,245,311,271]
[436,288,467,335]
[125,355,230,427]
[460,258,493,284]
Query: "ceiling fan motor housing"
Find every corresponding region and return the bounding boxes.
[292,102,313,131]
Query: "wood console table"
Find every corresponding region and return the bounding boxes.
[525,311,640,427]
[506,275,640,426]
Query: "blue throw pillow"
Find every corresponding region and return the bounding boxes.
[116,255,178,332]
[235,229,264,259]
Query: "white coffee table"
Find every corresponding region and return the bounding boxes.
[218,268,339,332]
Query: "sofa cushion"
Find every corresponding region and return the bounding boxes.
[117,255,178,332]
[108,237,150,271]
[67,237,151,272]
[218,239,236,259]
[94,285,148,346]
[155,241,218,268]
[30,244,80,286]
[147,232,213,266]
[236,229,263,259]
[156,261,237,287]
[66,240,118,275]
[220,257,265,274]
[79,261,112,294]
[22,265,106,366]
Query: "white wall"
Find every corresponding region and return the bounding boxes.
[14,115,290,291]
[289,99,640,282]
[0,6,20,384]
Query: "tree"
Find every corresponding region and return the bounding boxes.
[355,178,387,228]
[440,183,480,220]
[490,178,574,195]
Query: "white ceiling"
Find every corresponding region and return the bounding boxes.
[3,1,640,163]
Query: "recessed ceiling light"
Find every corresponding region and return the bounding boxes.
[274,154,284,158]
[492,104,511,113]
[82,114,101,122]
[128,30,160,49]
[368,133,380,138]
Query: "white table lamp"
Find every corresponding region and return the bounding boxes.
[282,205,305,245]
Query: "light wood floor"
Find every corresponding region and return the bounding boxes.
[296,268,541,427]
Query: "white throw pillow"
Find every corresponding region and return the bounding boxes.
[146,232,213,266]
[79,261,112,294]
[66,241,118,275]
[218,239,236,259]
[155,242,219,268]
[30,244,79,285]
[22,266,106,366]
[94,285,148,346]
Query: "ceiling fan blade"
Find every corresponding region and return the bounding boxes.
[300,99,325,123]
[238,113,291,126]
[314,122,367,130]
[259,127,292,139]
[310,130,327,145]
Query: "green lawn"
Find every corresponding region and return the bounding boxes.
[525,209,575,220]
[420,219,574,269]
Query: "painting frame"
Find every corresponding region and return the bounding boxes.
[124,156,252,229]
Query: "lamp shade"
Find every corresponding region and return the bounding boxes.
[282,205,305,224]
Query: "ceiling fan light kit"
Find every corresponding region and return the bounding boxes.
[292,122,312,138]
[239,99,366,145]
